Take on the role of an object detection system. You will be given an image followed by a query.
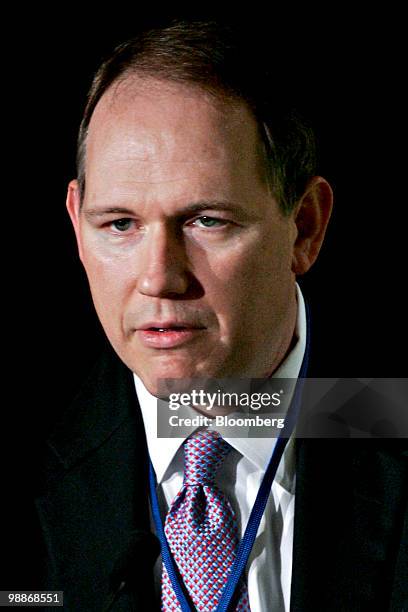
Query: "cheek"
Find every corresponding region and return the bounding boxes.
[193,231,291,301]
[194,233,293,336]
[81,246,134,323]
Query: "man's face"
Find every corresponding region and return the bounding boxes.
[68,78,300,395]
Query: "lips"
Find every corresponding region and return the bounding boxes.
[144,326,190,332]
[137,322,205,348]
[139,321,204,331]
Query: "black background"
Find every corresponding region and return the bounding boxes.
[6,6,406,447]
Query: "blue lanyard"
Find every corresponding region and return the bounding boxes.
[149,303,311,612]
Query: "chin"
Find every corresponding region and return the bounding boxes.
[133,358,219,398]
[138,374,198,399]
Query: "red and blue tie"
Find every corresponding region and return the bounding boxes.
[161,429,250,611]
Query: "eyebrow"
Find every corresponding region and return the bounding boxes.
[83,200,252,220]
[84,207,136,218]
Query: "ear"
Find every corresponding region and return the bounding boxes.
[291,176,333,275]
[66,179,85,262]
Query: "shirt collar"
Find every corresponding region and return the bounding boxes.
[135,283,306,488]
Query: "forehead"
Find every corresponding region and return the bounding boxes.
[85,76,266,197]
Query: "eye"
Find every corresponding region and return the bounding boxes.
[193,216,227,228]
[111,218,133,232]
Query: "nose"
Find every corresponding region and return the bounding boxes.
[137,224,191,297]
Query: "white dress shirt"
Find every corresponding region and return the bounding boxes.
[134,283,306,611]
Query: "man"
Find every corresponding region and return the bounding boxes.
[15,20,407,611]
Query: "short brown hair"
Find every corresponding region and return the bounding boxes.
[76,19,317,214]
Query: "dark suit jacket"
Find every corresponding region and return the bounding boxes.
[8,344,408,611]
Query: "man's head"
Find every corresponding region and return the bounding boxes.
[67,20,332,395]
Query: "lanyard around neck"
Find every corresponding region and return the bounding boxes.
[149,303,311,612]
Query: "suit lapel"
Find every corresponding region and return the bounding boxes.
[35,345,159,611]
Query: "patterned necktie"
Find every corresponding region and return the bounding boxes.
[161,429,250,611]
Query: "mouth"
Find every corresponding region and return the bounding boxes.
[144,326,192,332]
[137,323,206,349]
